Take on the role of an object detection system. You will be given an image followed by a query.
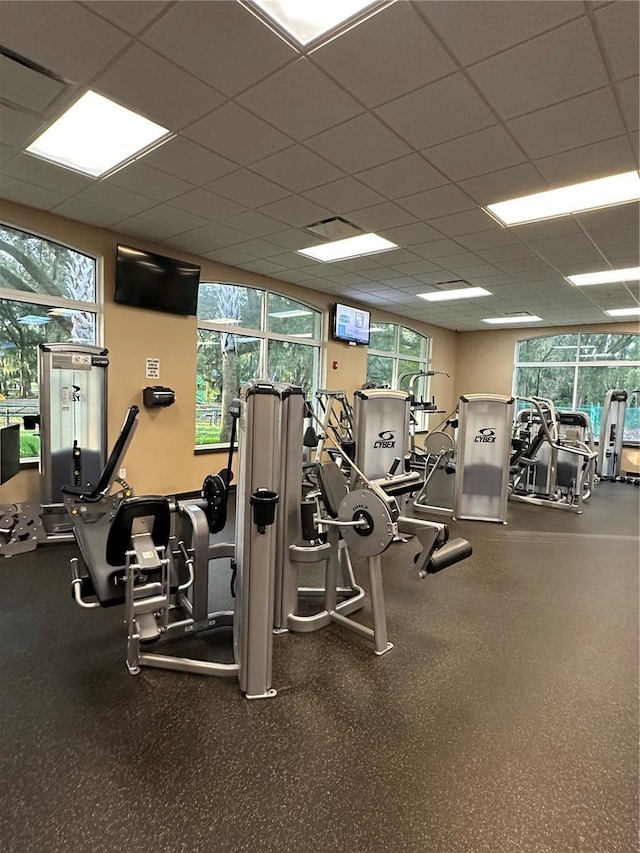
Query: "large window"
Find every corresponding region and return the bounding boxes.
[196,283,322,446]
[0,224,99,458]
[514,333,640,443]
[366,322,431,428]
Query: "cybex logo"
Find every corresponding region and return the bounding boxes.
[374,430,396,449]
[474,427,496,443]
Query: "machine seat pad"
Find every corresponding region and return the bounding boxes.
[74,496,187,608]
[74,521,125,608]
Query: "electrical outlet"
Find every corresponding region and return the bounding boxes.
[119,468,126,479]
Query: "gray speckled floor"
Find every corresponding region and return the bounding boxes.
[0,481,638,853]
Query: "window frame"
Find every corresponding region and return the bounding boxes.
[513,331,640,446]
[0,221,102,462]
[366,322,432,429]
[196,282,324,451]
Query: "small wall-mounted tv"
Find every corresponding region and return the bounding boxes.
[332,302,371,345]
[114,245,200,316]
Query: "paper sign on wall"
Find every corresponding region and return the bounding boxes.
[146,357,160,379]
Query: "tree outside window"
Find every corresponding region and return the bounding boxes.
[196,283,322,447]
[514,333,640,442]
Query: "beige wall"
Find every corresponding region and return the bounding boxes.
[0,199,456,502]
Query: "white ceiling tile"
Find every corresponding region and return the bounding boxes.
[127,205,208,235]
[376,73,496,149]
[143,137,236,185]
[238,58,363,141]
[251,146,344,192]
[0,1,129,83]
[106,162,193,202]
[267,229,318,250]
[477,245,537,263]
[142,1,295,96]
[507,88,625,159]
[0,173,66,210]
[458,164,548,205]
[399,185,476,220]
[274,270,317,284]
[95,43,223,131]
[410,238,467,258]
[379,223,444,246]
[344,202,417,232]
[312,2,457,107]
[423,125,527,181]
[428,209,499,237]
[229,239,291,259]
[75,183,154,216]
[52,197,124,226]
[237,259,287,277]
[575,204,639,231]
[511,218,582,240]
[258,195,332,229]
[115,216,177,243]
[526,233,598,254]
[303,178,384,212]
[167,188,245,220]
[219,211,285,238]
[0,103,44,147]
[456,230,521,251]
[496,257,556,274]
[588,223,640,248]
[0,144,14,168]
[595,1,640,81]
[600,242,640,262]
[390,259,443,276]
[83,1,169,34]
[356,154,447,199]
[618,76,639,132]
[373,248,423,266]
[306,113,411,173]
[0,54,66,114]
[205,170,290,208]
[184,103,292,166]
[167,221,251,253]
[422,1,583,66]
[422,252,481,270]
[200,248,256,267]
[1,153,93,195]
[268,252,316,270]
[533,135,637,185]
[468,18,608,120]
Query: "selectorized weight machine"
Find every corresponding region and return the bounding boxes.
[70,380,473,696]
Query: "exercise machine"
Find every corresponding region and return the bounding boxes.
[71,380,473,694]
[597,389,627,481]
[414,394,514,524]
[509,397,596,514]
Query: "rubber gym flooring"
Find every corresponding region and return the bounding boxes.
[0,481,637,853]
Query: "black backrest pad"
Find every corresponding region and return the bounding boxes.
[94,405,140,494]
[106,496,171,566]
[317,461,348,518]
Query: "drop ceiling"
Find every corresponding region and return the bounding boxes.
[0,0,638,331]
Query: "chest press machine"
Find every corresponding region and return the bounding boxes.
[69,381,472,698]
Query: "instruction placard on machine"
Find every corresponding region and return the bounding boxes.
[146,358,160,380]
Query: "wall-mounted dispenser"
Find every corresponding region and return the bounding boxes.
[143,386,175,408]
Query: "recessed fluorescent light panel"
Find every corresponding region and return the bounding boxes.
[417,287,491,302]
[486,171,640,226]
[483,315,543,325]
[567,267,640,286]
[249,0,382,46]
[297,233,397,263]
[605,307,640,317]
[26,90,170,178]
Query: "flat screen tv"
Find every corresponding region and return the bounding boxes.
[114,245,200,316]
[332,302,371,345]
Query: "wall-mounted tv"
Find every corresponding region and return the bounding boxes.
[114,245,200,316]
[332,302,371,345]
